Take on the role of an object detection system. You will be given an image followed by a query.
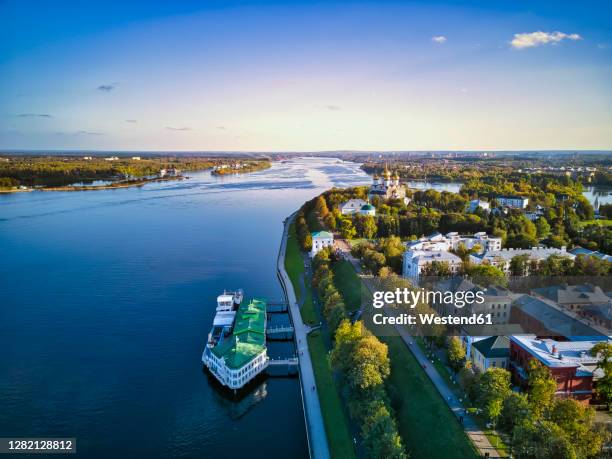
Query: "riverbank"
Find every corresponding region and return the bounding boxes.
[277,213,331,459]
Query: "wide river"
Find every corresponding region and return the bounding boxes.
[0,157,369,459]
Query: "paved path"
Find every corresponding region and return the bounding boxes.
[336,239,500,458]
[277,214,330,459]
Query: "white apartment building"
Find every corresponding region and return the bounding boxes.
[310,231,334,258]
[406,232,501,254]
[469,199,490,212]
[339,199,367,215]
[402,250,462,281]
[497,196,529,209]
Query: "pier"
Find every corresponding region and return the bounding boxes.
[266,301,289,313]
[266,325,295,341]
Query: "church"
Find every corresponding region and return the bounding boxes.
[368,167,409,203]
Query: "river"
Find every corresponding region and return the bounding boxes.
[0,157,369,459]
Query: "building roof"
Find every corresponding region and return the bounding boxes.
[340,198,366,209]
[361,204,375,211]
[512,294,605,338]
[473,336,510,359]
[510,335,607,376]
[211,298,266,369]
[312,231,333,239]
[533,284,611,306]
[405,250,461,265]
[568,247,612,262]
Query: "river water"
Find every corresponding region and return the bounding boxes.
[0,157,369,459]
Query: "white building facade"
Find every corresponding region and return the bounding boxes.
[310,231,334,258]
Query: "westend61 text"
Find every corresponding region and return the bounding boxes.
[372,313,493,326]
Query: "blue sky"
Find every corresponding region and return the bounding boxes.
[1,0,611,151]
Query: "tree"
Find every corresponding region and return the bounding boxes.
[362,216,378,239]
[363,250,386,274]
[324,213,337,231]
[498,392,530,433]
[475,368,511,423]
[509,254,530,276]
[447,337,466,372]
[526,360,556,418]
[590,342,612,407]
[535,217,551,239]
[549,399,606,458]
[339,218,357,239]
[346,335,391,390]
[421,260,451,278]
[361,399,407,459]
[315,195,330,218]
[512,419,575,459]
[464,264,507,287]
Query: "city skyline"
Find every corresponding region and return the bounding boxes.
[1,0,611,151]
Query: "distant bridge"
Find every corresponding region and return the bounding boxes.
[266,325,295,341]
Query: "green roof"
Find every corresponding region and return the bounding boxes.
[472,336,510,359]
[211,298,267,369]
[312,231,333,239]
[361,204,375,210]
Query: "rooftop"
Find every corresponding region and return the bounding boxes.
[510,335,607,376]
[473,336,510,359]
[533,284,611,306]
[312,231,333,239]
[211,298,267,369]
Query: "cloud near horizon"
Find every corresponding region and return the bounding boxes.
[125,119,137,123]
[165,126,192,131]
[97,84,115,92]
[76,130,104,136]
[324,105,341,111]
[511,31,582,49]
[18,113,51,118]
[432,35,447,44]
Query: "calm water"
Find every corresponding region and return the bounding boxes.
[0,157,369,459]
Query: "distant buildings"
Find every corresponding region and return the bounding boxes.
[83,156,93,160]
[468,199,490,213]
[469,246,574,274]
[509,335,607,403]
[497,196,529,209]
[406,231,501,253]
[104,156,119,161]
[471,336,510,372]
[339,199,376,216]
[131,156,141,160]
[569,247,612,262]
[402,250,462,281]
[340,199,367,214]
[310,231,334,258]
[369,167,409,203]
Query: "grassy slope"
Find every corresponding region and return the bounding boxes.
[285,223,304,301]
[332,260,478,459]
[308,331,356,459]
[331,260,362,312]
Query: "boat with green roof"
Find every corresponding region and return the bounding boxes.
[202,291,269,390]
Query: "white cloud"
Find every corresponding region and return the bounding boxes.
[510,31,582,49]
[432,35,447,44]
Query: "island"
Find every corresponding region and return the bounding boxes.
[0,155,272,192]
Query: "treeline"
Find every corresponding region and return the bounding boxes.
[314,177,611,256]
[0,156,221,187]
[311,248,406,458]
[457,356,611,458]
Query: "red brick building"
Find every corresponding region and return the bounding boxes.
[509,335,605,403]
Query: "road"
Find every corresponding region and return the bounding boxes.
[335,238,501,458]
[277,214,331,459]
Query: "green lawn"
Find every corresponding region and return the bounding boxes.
[382,336,479,459]
[301,285,318,325]
[332,260,363,312]
[308,331,356,459]
[285,222,304,301]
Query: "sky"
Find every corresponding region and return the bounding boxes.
[1,0,611,152]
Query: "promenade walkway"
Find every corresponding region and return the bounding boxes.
[277,215,330,459]
[336,238,501,458]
